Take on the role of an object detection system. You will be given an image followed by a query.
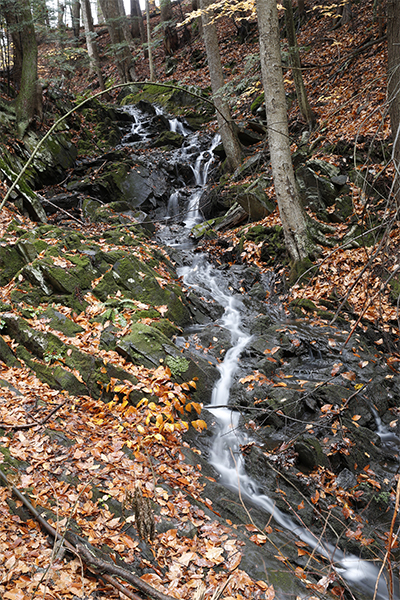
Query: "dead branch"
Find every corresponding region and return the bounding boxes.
[0,468,177,600]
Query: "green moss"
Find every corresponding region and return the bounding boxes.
[165,355,190,378]
[289,257,315,286]
[290,298,318,314]
[250,93,264,115]
[152,319,180,338]
[389,277,400,304]
[0,245,25,285]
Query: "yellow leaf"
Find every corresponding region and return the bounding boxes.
[191,419,207,432]
[114,384,128,393]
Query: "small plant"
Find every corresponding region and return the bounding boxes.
[43,350,64,364]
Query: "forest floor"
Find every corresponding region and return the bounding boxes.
[0,1,399,599]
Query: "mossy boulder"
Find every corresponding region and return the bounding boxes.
[154,131,184,149]
[117,322,218,401]
[120,83,214,125]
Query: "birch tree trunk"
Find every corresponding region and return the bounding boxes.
[200,0,242,171]
[256,0,313,263]
[81,0,105,89]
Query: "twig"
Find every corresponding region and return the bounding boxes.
[0,398,68,430]
[38,194,85,225]
[74,541,177,600]
[341,264,400,350]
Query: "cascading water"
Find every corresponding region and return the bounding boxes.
[183,134,220,228]
[121,103,398,600]
[179,258,397,600]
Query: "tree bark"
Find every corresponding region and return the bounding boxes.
[200,0,242,171]
[283,0,315,129]
[0,0,23,87]
[117,0,135,50]
[130,0,145,40]
[81,0,105,89]
[145,0,155,80]
[256,0,313,263]
[160,0,173,22]
[1,0,41,136]
[387,0,400,201]
[98,0,136,82]
[71,0,81,39]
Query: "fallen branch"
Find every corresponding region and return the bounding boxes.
[74,541,176,600]
[0,468,177,600]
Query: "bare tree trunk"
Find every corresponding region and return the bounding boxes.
[160,0,173,22]
[200,0,241,171]
[131,0,145,40]
[283,0,315,129]
[256,0,313,263]
[57,0,65,32]
[387,0,400,201]
[71,0,81,39]
[97,0,103,22]
[145,0,155,80]
[1,1,23,87]
[117,0,135,50]
[98,0,136,82]
[81,0,105,89]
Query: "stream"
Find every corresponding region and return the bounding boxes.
[120,103,399,600]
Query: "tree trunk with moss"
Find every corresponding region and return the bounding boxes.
[160,0,173,22]
[256,0,314,264]
[283,0,315,129]
[3,0,42,137]
[200,0,242,171]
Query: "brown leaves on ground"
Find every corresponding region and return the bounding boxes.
[0,360,265,600]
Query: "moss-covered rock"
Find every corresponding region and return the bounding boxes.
[154,131,184,148]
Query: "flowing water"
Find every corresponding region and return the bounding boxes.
[179,259,397,600]
[122,104,398,600]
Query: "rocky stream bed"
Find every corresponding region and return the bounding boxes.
[0,85,399,600]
